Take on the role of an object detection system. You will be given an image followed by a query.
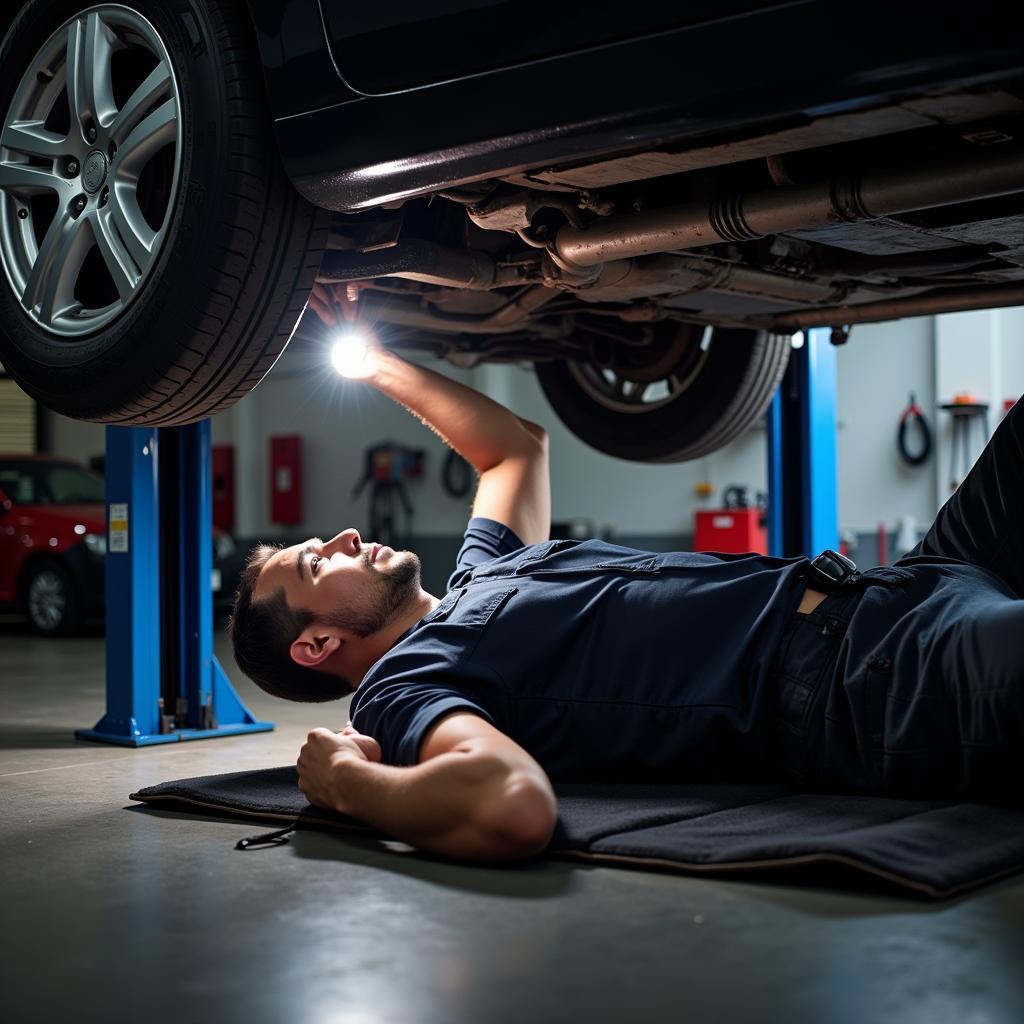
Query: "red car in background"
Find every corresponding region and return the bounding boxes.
[0,454,237,634]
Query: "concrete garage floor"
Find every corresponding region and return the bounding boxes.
[3,621,1024,1024]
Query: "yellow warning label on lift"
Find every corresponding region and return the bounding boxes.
[109,502,128,553]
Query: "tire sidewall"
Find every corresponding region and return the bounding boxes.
[0,0,237,410]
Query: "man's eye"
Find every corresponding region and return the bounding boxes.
[311,555,320,575]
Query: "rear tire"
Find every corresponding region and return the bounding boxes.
[535,327,790,462]
[0,0,328,425]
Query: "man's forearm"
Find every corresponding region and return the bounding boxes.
[369,349,541,473]
[328,749,556,860]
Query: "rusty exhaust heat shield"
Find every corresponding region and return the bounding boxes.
[551,147,1024,268]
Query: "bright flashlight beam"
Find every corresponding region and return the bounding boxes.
[330,328,372,378]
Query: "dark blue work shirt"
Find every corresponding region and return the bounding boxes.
[351,518,810,781]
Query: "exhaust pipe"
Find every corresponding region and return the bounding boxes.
[763,282,1024,332]
[552,147,1024,269]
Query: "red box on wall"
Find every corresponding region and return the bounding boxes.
[270,435,303,525]
[694,508,767,555]
[211,444,236,533]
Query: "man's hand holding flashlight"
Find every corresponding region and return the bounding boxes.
[308,282,385,380]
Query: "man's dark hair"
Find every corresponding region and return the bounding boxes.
[229,544,353,703]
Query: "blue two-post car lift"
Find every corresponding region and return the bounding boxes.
[75,327,835,746]
[77,419,272,746]
[766,327,839,559]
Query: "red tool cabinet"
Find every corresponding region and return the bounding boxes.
[694,508,767,555]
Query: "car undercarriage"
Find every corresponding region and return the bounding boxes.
[318,79,1024,365]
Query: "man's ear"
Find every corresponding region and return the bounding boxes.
[290,627,344,669]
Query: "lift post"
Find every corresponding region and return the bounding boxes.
[77,420,272,746]
[766,328,839,558]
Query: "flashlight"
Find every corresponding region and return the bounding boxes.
[326,287,375,379]
[330,327,373,378]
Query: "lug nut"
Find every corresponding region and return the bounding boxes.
[73,196,86,214]
[67,160,79,175]
[86,126,97,142]
[99,186,109,207]
[17,208,28,220]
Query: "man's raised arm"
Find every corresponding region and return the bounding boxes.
[366,346,550,545]
[314,286,551,546]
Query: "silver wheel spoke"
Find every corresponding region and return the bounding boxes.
[116,97,176,173]
[109,60,172,146]
[66,13,118,134]
[0,159,67,196]
[23,209,91,324]
[2,6,182,336]
[109,181,157,268]
[89,207,141,301]
[1,120,66,161]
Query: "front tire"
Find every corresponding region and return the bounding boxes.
[25,561,81,635]
[0,0,328,425]
[535,326,790,462]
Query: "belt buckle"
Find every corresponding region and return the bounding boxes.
[807,549,859,592]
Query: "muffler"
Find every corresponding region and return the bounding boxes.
[551,147,1024,269]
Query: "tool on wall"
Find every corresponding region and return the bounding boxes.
[442,448,473,499]
[939,393,989,491]
[896,393,932,467]
[352,441,424,548]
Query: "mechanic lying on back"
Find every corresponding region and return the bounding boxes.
[230,284,1024,862]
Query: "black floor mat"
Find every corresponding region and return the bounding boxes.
[130,767,1024,898]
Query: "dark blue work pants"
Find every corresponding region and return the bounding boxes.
[769,398,1024,798]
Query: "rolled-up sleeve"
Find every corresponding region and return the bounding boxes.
[446,517,525,591]
[351,630,493,765]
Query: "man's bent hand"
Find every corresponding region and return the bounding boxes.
[297,726,381,812]
[293,720,556,861]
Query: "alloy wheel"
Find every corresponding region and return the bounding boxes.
[0,5,182,337]
[28,568,68,631]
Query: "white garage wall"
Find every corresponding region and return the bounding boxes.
[835,307,1024,537]
[834,317,937,534]
[997,306,1024,400]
